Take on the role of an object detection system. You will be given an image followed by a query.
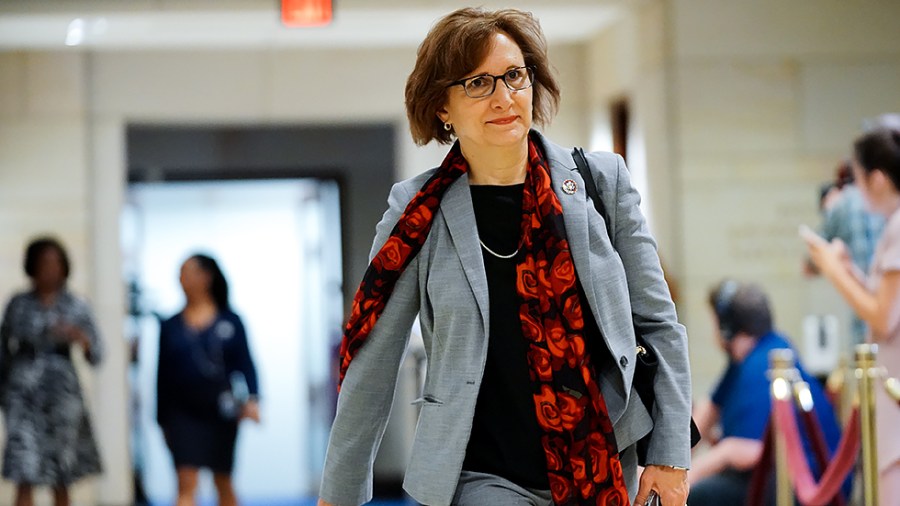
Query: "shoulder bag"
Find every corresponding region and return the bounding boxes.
[571,147,700,465]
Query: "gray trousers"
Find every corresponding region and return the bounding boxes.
[452,471,553,506]
[451,446,638,506]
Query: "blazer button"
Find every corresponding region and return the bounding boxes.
[619,356,628,368]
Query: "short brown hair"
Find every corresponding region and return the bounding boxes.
[405,7,561,146]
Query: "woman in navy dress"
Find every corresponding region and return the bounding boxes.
[156,254,259,506]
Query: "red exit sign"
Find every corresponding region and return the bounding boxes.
[282,0,333,27]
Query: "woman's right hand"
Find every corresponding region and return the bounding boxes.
[316,500,334,506]
[804,236,849,279]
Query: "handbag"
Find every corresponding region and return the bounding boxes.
[571,147,701,465]
[217,371,251,420]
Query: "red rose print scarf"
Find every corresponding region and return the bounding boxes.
[339,133,630,505]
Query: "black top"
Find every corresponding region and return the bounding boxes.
[463,183,549,489]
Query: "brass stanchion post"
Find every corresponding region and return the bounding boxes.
[793,381,814,414]
[769,348,798,506]
[855,343,879,505]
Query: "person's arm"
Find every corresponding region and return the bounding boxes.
[319,181,422,506]
[0,297,16,392]
[156,320,172,427]
[692,398,720,446]
[600,153,692,460]
[230,315,261,422]
[826,265,900,340]
[597,153,691,505]
[68,297,103,365]
[688,436,764,484]
[806,236,900,341]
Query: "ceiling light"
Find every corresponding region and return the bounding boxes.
[65,18,84,46]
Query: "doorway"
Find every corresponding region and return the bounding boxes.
[121,178,343,505]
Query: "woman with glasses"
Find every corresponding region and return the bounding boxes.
[320,7,691,506]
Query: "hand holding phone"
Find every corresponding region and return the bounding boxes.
[798,224,827,246]
[644,491,660,506]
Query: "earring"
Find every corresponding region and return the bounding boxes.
[443,122,452,132]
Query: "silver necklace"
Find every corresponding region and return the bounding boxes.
[479,239,519,259]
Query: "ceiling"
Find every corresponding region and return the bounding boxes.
[0,0,624,50]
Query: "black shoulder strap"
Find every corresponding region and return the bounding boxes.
[574,147,703,451]
[571,147,611,238]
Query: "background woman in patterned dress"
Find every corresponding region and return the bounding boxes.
[0,236,103,506]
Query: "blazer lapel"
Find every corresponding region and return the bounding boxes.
[549,163,601,308]
[548,160,622,351]
[440,174,489,335]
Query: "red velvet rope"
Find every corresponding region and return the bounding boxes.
[798,407,846,506]
[746,421,775,506]
[823,388,841,414]
[773,399,860,506]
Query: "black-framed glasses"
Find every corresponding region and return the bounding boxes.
[448,66,535,98]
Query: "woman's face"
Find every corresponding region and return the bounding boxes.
[32,247,66,291]
[437,31,533,152]
[179,258,211,298]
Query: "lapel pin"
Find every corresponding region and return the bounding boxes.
[561,179,577,195]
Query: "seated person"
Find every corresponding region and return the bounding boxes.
[689,280,844,505]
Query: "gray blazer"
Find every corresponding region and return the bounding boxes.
[320,131,691,506]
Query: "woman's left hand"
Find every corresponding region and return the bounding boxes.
[241,399,261,423]
[55,323,90,351]
[635,465,688,506]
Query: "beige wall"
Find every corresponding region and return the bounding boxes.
[581,0,900,397]
[670,0,900,395]
[0,52,91,293]
[584,0,676,259]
